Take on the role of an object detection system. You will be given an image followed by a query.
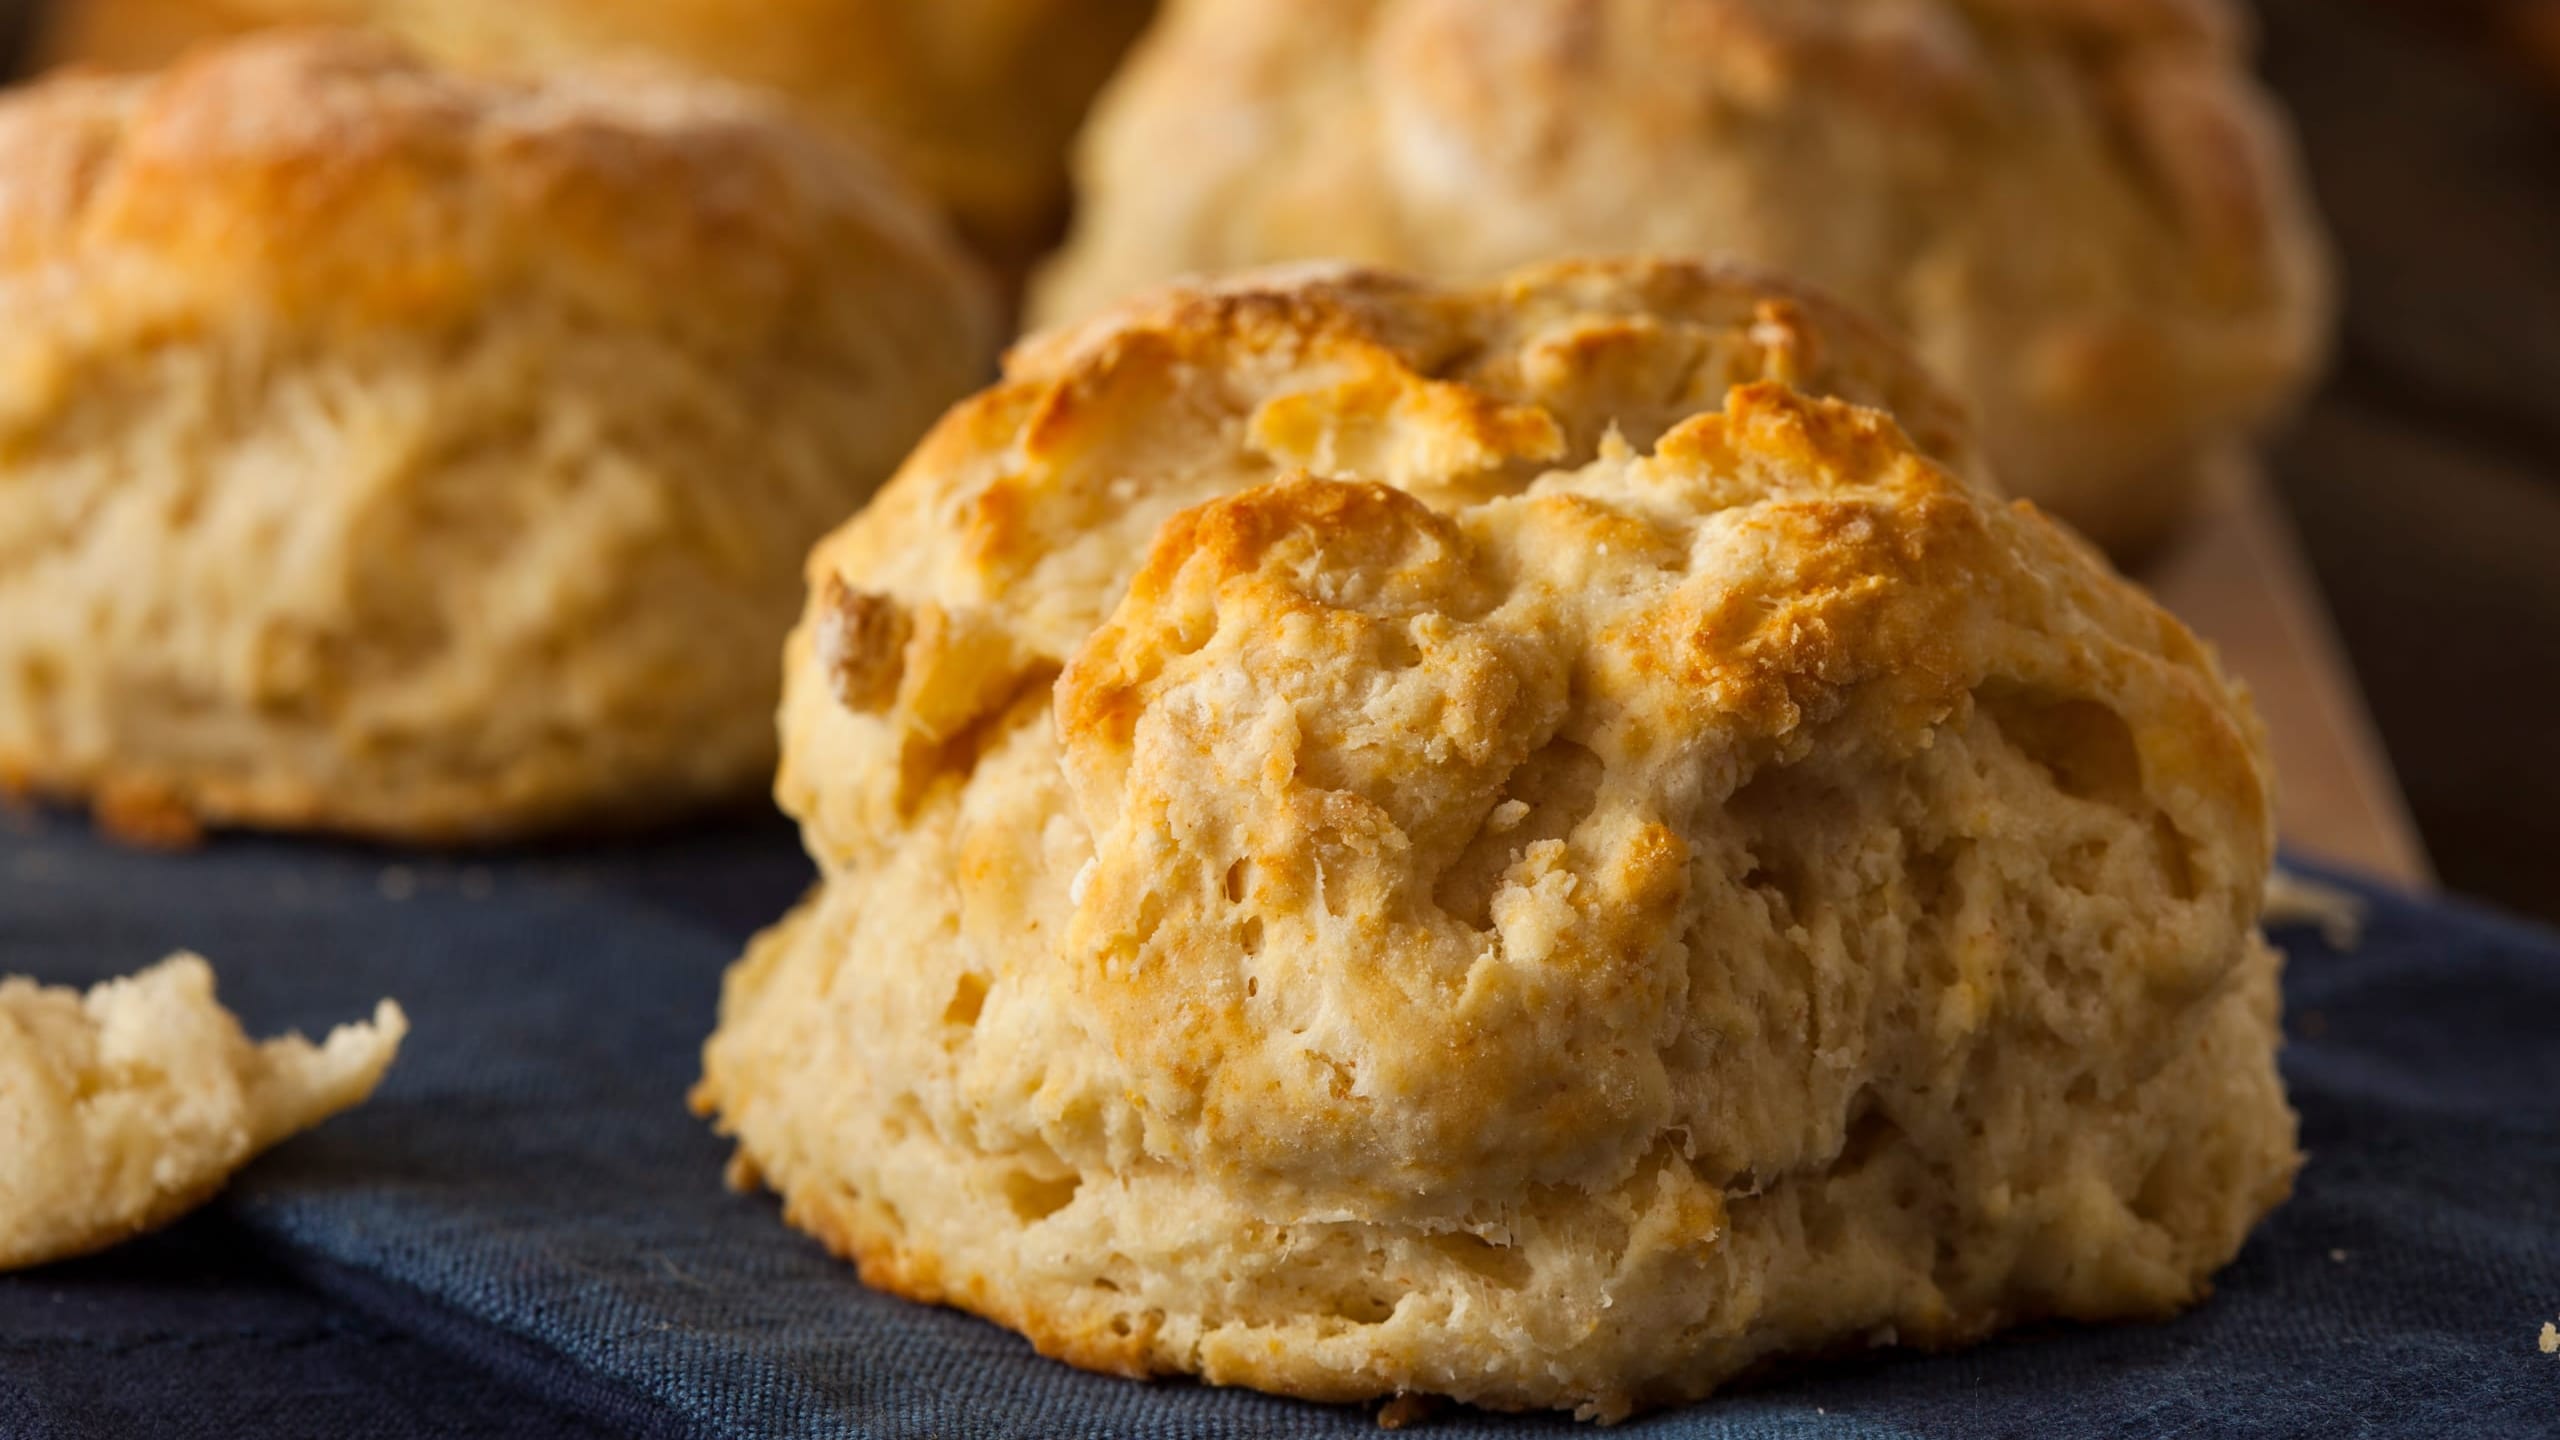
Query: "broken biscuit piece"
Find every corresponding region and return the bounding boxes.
[0,953,406,1270]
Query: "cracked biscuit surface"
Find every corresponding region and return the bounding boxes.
[1034,0,2331,554]
[0,31,996,843]
[696,259,2296,1421]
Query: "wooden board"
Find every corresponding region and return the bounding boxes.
[2144,455,2429,886]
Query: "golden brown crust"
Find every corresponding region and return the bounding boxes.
[1034,0,2333,554]
[35,0,1159,267]
[700,260,2295,1418]
[0,33,998,844]
[89,779,207,850]
[0,29,976,336]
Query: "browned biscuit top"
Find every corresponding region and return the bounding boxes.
[0,28,976,336]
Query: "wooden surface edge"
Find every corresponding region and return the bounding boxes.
[2145,453,2432,888]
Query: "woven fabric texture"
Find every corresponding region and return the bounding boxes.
[2,808,2553,1438]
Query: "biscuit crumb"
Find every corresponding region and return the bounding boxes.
[2264,869,2364,949]
[92,781,204,850]
[1376,1394,1436,1429]
[2541,1321,2557,1355]
[2329,1248,2347,1263]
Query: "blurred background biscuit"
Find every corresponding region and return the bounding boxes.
[0,30,998,843]
[30,0,1159,273]
[697,258,2295,1419]
[1034,0,2333,556]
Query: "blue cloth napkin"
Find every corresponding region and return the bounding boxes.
[2,804,2554,1439]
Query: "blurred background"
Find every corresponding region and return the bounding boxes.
[1,0,2553,924]
[2248,0,2560,923]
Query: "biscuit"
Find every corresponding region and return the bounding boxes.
[0,953,405,1271]
[35,0,1159,268]
[695,259,2297,1420]
[1033,0,2332,555]
[0,32,997,843]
